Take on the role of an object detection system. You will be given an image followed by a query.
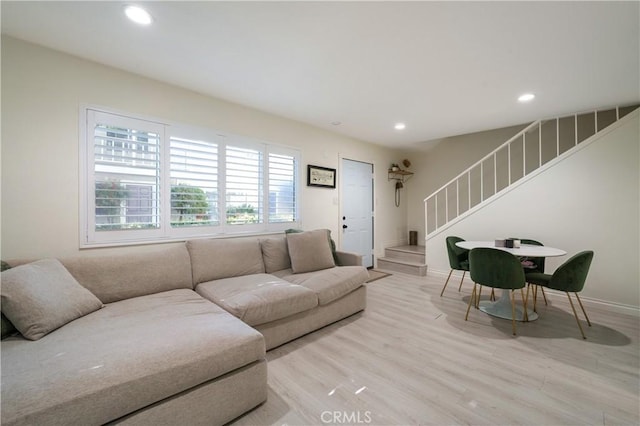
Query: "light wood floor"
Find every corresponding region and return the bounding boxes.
[232,271,640,425]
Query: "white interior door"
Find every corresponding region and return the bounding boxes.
[341,159,374,268]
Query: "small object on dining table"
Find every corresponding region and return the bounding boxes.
[505,238,521,248]
[495,239,506,247]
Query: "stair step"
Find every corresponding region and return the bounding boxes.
[384,245,425,264]
[377,257,427,276]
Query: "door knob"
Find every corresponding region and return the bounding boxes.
[342,224,348,229]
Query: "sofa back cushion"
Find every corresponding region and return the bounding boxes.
[260,237,292,273]
[61,244,193,304]
[187,238,265,285]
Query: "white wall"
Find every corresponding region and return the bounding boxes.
[1,36,407,260]
[424,110,640,309]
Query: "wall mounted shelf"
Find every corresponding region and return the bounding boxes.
[388,170,414,183]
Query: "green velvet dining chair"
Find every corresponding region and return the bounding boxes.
[525,251,594,339]
[466,248,528,335]
[519,239,546,274]
[441,236,470,297]
[516,238,549,307]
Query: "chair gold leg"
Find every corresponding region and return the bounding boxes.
[521,288,529,322]
[574,293,592,326]
[566,292,587,339]
[440,269,453,297]
[457,271,466,291]
[490,288,495,301]
[510,290,517,335]
[541,287,548,305]
[465,283,477,321]
[476,285,483,308]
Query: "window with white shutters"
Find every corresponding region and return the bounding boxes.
[94,125,161,231]
[268,152,297,223]
[225,145,263,225]
[81,107,300,247]
[170,136,219,227]
[86,110,165,245]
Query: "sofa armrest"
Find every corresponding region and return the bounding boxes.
[335,251,362,266]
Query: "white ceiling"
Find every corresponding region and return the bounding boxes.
[2,1,639,149]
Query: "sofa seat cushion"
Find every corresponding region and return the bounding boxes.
[195,274,318,326]
[275,266,369,305]
[1,289,265,426]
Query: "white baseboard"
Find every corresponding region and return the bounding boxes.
[542,289,640,317]
[428,268,454,278]
[427,268,640,317]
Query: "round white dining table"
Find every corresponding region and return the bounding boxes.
[455,241,567,321]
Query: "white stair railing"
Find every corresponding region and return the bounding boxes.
[424,105,638,239]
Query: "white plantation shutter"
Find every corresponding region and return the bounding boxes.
[225,145,263,225]
[82,108,300,247]
[268,152,297,223]
[87,110,164,245]
[170,136,219,227]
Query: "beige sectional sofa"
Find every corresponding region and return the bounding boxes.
[1,229,368,425]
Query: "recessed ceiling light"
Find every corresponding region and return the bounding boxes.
[518,93,535,102]
[125,5,153,25]
[331,121,342,126]
[394,123,406,130]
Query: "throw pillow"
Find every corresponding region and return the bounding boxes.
[1,313,16,339]
[286,229,336,274]
[286,228,341,266]
[0,261,17,339]
[1,259,104,340]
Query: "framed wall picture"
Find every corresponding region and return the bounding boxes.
[307,165,336,188]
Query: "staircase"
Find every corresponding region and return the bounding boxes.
[424,104,639,240]
[377,245,427,276]
[379,104,638,277]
